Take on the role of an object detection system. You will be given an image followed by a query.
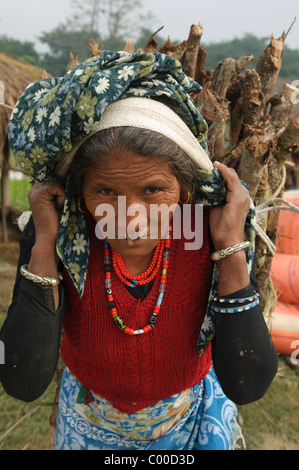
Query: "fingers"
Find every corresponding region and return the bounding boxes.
[28,180,65,205]
[27,181,66,243]
[213,161,250,208]
[213,161,240,189]
[28,181,66,224]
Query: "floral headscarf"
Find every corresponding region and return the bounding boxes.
[8,50,256,354]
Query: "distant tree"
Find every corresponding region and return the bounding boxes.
[0,35,40,67]
[203,34,269,70]
[39,27,94,76]
[279,47,299,79]
[203,33,299,79]
[39,0,156,76]
[70,0,104,35]
[69,0,155,43]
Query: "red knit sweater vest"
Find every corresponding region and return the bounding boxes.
[61,207,213,413]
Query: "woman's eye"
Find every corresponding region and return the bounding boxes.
[99,188,114,195]
[145,187,160,195]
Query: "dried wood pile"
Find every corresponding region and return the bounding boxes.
[80,22,299,313]
[139,22,298,314]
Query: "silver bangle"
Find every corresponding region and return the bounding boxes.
[20,264,63,287]
[211,241,251,261]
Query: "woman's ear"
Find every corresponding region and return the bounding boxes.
[179,192,191,204]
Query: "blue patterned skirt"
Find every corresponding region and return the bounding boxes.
[54,366,245,450]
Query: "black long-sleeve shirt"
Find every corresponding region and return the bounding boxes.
[0,217,278,405]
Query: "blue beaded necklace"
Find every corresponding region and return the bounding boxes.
[103,227,172,335]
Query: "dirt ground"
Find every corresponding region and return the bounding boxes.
[0,217,21,259]
[0,241,20,264]
[257,434,299,450]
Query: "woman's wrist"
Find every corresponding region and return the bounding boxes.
[211,241,251,262]
[216,250,250,297]
[28,241,60,278]
[212,237,245,252]
[27,242,61,310]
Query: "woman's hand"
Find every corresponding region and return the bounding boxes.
[27,181,65,307]
[28,180,65,246]
[209,161,251,296]
[209,161,250,251]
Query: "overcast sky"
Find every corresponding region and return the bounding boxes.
[0,0,298,52]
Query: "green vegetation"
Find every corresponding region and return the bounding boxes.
[204,33,269,69]
[239,362,299,449]
[38,0,155,76]
[9,179,31,211]
[0,179,31,212]
[0,36,40,67]
[0,378,55,450]
[203,34,299,79]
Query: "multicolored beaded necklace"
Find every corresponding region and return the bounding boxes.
[104,226,172,335]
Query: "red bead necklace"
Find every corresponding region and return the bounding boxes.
[104,227,172,335]
[111,241,164,287]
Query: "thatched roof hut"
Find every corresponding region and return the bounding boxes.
[0,53,41,155]
[0,53,41,242]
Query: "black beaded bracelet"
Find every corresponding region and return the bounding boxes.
[213,292,259,305]
[211,294,259,314]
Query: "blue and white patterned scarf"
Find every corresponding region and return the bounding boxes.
[8,50,256,354]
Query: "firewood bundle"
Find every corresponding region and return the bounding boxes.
[67,23,299,312]
[138,22,299,313]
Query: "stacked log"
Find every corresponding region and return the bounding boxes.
[142,22,299,314]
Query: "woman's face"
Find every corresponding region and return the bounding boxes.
[82,149,181,259]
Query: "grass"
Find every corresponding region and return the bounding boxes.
[9,179,31,211]
[239,362,299,450]
[0,383,56,450]
[0,244,298,450]
[0,178,31,212]
[0,256,57,450]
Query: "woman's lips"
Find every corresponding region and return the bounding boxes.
[126,226,150,246]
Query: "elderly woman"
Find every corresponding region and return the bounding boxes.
[0,51,277,450]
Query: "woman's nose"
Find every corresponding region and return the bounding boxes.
[126,202,148,239]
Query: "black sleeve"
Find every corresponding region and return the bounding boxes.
[211,262,279,405]
[0,217,66,402]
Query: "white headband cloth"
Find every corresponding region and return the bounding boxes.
[57,97,213,176]
[96,98,213,170]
